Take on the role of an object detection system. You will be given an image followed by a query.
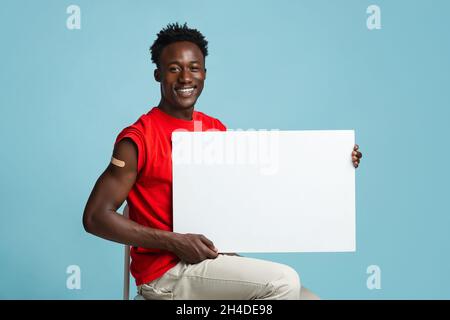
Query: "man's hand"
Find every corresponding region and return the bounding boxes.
[169,233,219,264]
[352,144,363,168]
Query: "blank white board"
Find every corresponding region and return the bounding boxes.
[172,130,356,253]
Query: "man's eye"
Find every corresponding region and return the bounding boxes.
[169,67,180,72]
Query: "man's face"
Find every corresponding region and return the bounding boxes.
[155,41,206,111]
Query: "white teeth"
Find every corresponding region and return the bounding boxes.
[177,87,194,93]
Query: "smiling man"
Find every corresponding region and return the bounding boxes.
[83,23,362,300]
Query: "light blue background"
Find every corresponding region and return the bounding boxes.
[1,0,449,299]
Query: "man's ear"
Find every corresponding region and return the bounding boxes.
[154,68,161,82]
[204,67,207,80]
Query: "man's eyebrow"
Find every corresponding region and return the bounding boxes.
[167,60,202,65]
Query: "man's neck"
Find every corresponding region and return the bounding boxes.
[157,102,194,121]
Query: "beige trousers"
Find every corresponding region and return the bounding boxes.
[137,254,310,300]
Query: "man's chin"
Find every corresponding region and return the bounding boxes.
[174,98,197,110]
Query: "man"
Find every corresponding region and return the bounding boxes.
[83,23,363,300]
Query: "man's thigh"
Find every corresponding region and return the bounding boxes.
[140,254,300,300]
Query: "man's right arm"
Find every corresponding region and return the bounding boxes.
[82,138,218,263]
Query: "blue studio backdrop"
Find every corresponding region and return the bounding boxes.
[1,0,449,299]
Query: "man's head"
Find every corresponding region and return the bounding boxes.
[150,23,208,112]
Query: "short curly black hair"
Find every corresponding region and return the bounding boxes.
[150,22,208,67]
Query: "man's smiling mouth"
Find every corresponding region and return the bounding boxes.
[175,86,196,98]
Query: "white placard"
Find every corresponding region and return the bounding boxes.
[172,130,356,253]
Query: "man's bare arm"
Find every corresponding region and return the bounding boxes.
[82,138,219,263]
[82,138,176,249]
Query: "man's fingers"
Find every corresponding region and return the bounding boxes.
[200,237,219,259]
[200,235,217,251]
[352,151,363,159]
[354,144,359,150]
[205,247,219,259]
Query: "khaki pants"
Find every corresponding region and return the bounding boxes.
[137,254,308,300]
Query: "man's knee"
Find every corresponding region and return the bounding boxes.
[268,264,301,300]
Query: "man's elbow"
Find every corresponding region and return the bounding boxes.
[82,211,97,234]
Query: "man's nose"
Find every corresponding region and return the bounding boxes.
[178,68,193,83]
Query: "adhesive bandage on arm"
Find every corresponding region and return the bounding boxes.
[111,156,125,168]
